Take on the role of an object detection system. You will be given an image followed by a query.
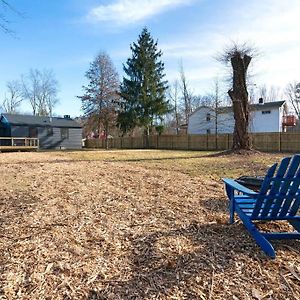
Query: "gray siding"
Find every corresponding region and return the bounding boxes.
[38,127,82,149]
[11,125,82,149]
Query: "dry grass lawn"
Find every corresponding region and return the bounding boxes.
[1,149,300,299]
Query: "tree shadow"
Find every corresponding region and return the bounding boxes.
[0,152,217,166]
[105,153,218,163]
[87,221,299,299]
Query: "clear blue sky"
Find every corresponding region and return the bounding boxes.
[1,0,299,117]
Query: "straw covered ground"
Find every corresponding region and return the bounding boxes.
[1,150,300,300]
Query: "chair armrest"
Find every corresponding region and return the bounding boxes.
[222,178,258,197]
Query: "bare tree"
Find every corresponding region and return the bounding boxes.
[21,71,38,115]
[286,82,300,118]
[219,43,256,150]
[168,80,181,135]
[78,52,120,149]
[38,70,59,116]
[212,78,221,137]
[179,62,193,124]
[22,69,59,116]
[1,80,23,113]
[258,84,281,102]
[193,79,231,146]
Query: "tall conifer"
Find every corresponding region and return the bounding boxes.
[118,28,169,139]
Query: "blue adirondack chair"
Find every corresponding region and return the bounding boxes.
[223,155,300,258]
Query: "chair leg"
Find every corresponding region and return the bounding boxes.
[226,185,235,224]
[236,207,276,258]
[250,226,276,259]
[229,198,235,224]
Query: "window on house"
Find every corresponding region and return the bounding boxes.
[61,128,69,139]
[29,126,38,138]
[46,126,53,136]
[206,113,211,121]
[262,110,271,114]
[207,129,211,135]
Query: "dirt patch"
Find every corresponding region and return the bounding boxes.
[0,150,299,299]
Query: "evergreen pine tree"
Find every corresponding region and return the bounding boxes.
[118,28,169,140]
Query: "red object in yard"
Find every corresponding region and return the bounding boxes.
[100,131,107,139]
[282,115,297,127]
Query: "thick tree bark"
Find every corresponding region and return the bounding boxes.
[228,53,252,150]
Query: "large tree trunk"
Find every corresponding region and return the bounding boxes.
[228,53,252,150]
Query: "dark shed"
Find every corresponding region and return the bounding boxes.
[0,114,82,149]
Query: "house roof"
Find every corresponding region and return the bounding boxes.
[1,113,82,128]
[190,100,286,117]
[251,100,286,110]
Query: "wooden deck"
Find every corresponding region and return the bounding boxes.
[0,137,39,151]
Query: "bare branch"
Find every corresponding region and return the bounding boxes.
[21,69,59,116]
[217,41,258,64]
[1,80,23,113]
[178,61,193,124]
[285,82,300,118]
[0,0,23,35]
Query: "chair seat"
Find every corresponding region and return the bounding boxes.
[235,198,300,220]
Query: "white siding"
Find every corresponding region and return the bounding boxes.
[188,108,234,134]
[188,105,284,134]
[250,107,282,133]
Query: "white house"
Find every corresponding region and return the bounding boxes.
[188,100,288,135]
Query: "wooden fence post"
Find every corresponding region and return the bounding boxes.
[206,134,208,150]
[227,134,230,150]
[279,132,282,152]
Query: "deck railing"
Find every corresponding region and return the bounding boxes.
[0,137,39,149]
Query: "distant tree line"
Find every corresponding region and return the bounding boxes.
[3,17,298,151]
[78,27,300,151]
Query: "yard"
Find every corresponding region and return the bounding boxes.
[0,150,299,299]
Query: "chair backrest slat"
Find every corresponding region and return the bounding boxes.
[259,157,291,218]
[251,155,300,219]
[251,163,277,218]
[288,195,300,216]
[272,156,300,217]
[286,172,300,216]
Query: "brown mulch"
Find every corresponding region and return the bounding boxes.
[0,152,300,300]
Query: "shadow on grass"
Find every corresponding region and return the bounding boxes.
[0,152,221,166]
[104,152,221,163]
[87,220,300,299]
